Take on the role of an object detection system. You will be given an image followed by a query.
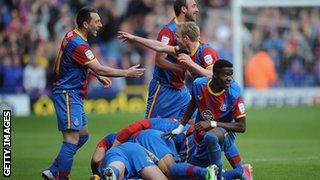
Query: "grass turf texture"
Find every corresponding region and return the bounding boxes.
[6,105,320,179]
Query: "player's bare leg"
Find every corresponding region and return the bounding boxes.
[157,154,176,177]
[91,147,105,174]
[140,165,168,180]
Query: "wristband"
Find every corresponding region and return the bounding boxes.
[210,121,217,128]
[172,124,185,134]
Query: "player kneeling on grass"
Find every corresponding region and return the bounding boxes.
[164,59,253,180]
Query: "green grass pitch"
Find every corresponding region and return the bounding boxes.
[5,105,320,179]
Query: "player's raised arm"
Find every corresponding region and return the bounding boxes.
[118,31,176,55]
[154,28,186,74]
[88,60,145,78]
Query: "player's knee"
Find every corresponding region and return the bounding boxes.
[63,130,80,144]
[91,154,102,165]
[204,133,219,145]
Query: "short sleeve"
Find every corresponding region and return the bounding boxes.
[157,27,175,46]
[232,96,246,119]
[191,82,198,101]
[201,48,219,68]
[96,138,109,150]
[192,78,207,103]
[72,44,96,66]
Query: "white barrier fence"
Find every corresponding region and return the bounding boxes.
[0,94,31,117]
[245,88,320,107]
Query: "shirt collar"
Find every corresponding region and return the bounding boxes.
[74,28,88,41]
[190,41,200,57]
[207,80,225,96]
[174,17,180,24]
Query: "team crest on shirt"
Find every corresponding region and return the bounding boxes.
[220,103,227,112]
[201,110,214,121]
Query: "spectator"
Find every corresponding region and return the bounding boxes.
[283,60,316,87]
[23,60,46,99]
[245,50,278,90]
[0,55,23,94]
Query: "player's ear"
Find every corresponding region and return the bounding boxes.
[186,35,191,41]
[83,21,89,29]
[181,6,187,14]
[212,71,217,79]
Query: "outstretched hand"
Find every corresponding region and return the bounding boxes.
[126,64,145,78]
[117,31,135,43]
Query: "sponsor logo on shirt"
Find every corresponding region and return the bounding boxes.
[161,36,170,45]
[201,110,214,121]
[238,103,245,113]
[85,50,94,60]
[204,55,213,64]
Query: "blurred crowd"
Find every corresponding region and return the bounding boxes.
[243,7,320,89]
[0,0,319,100]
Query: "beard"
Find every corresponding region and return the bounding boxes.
[185,12,196,22]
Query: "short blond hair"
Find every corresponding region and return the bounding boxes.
[178,22,200,42]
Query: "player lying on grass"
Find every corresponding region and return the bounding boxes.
[90,118,218,179]
[91,117,252,179]
[112,117,252,180]
[90,130,217,180]
[164,59,253,180]
[101,142,167,180]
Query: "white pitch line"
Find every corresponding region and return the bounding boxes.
[250,156,320,162]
